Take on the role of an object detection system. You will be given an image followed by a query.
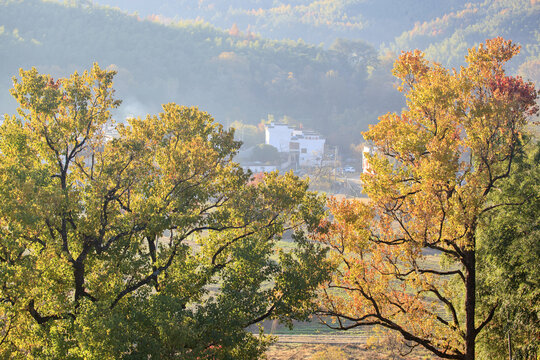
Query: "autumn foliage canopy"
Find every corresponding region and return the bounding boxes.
[315,38,538,360]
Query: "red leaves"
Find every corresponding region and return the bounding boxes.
[489,75,539,116]
[46,78,60,90]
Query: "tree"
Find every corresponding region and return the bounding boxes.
[329,38,379,72]
[476,140,539,360]
[250,144,280,164]
[0,64,329,359]
[315,38,538,360]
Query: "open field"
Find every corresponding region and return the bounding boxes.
[275,335,367,344]
[266,339,437,359]
[257,319,439,359]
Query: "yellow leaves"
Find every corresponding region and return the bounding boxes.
[8,63,121,177]
[392,49,430,90]
[465,37,520,71]
[315,39,537,356]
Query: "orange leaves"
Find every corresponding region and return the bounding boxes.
[316,197,372,252]
[392,49,430,91]
[316,38,537,358]
[317,192,458,346]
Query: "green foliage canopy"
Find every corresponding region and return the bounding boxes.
[476,141,540,360]
[0,64,329,359]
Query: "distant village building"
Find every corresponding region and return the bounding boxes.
[289,130,326,167]
[241,164,277,174]
[265,123,294,152]
[264,123,325,167]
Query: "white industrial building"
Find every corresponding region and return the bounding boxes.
[265,123,295,152]
[265,123,325,167]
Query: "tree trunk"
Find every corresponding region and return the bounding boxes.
[507,331,512,360]
[73,260,85,302]
[73,244,91,304]
[464,249,476,360]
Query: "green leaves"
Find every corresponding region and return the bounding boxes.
[476,141,540,359]
[0,65,329,359]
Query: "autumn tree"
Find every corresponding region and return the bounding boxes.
[250,144,280,164]
[315,38,538,360]
[0,64,329,359]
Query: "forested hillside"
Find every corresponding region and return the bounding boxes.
[391,0,540,80]
[90,0,539,70]
[1,0,538,150]
[90,0,486,47]
[0,0,402,148]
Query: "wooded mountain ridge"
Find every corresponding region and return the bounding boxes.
[0,0,538,150]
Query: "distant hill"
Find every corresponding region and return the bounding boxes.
[1,0,402,149]
[89,0,539,82]
[390,0,540,83]
[89,0,485,47]
[0,0,538,152]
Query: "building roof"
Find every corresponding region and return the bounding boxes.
[266,123,324,140]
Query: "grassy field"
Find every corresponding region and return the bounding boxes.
[255,316,370,336]
[266,339,438,359]
[258,315,439,359]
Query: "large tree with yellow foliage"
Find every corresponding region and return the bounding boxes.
[316,38,538,360]
[0,64,328,359]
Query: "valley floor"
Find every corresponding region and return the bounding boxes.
[266,335,437,359]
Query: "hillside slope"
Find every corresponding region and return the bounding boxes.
[89,0,539,81]
[89,0,483,46]
[391,0,540,83]
[1,0,538,150]
[1,0,401,147]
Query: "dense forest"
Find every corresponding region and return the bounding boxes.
[90,0,539,74]
[391,0,540,72]
[1,0,539,150]
[89,0,481,46]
